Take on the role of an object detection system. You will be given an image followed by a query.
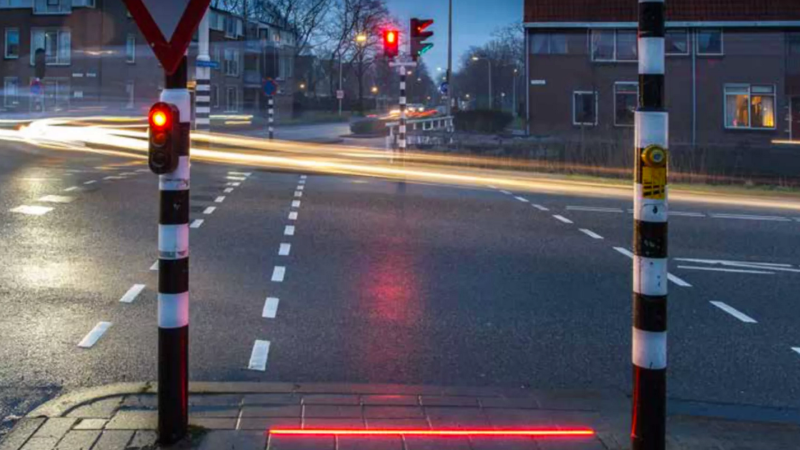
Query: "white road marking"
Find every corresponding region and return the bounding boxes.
[215,196,226,203]
[297,185,305,191]
[300,175,308,179]
[10,205,53,216]
[190,219,205,229]
[64,186,79,192]
[667,273,693,287]
[271,266,286,282]
[263,297,279,319]
[227,176,247,181]
[553,215,573,224]
[288,211,298,221]
[499,190,512,195]
[224,188,234,194]
[119,284,146,303]
[710,301,757,323]
[284,225,295,236]
[228,172,252,177]
[119,172,137,176]
[532,204,549,212]
[671,211,706,218]
[279,243,291,256]
[150,261,159,271]
[294,191,303,198]
[614,247,635,259]
[248,340,271,371]
[514,196,529,203]
[675,258,800,273]
[78,322,112,348]
[136,169,150,173]
[292,200,301,208]
[299,179,306,185]
[486,185,498,189]
[84,180,97,185]
[38,195,75,204]
[566,206,624,213]
[710,213,791,222]
[579,229,604,240]
[677,265,775,275]
[203,207,217,215]
[226,182,241,187]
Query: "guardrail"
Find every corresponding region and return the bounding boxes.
[386,116,454,150]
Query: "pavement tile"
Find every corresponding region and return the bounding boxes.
[20,438,59,450]
[420,397,479,408]
[363,407,425,420]
[104,412,156,430]
[90,431,134,450]
[66,399,122,419]
[32,419,77,440]
[302,419,365,430]
[402,437,471,450]
[241,406,302,418]
[303,405,362,419]
[197,430,267,450]
[125,430,156,449]
[188,418,237,430]
[119,397,156,410]
[536,437,607,450]
[189,395,243,407]
[301,395,360,406]
[480,398,541,410]
[469,437,538,450]
[243,395,301,406]
[336,436,403,450]
[360,396,419,406]
[53,430,100,450]
[424,407,490,429]
[238,418,300,432]
[486,409,599,428]
[188,406,240,418]
[365,419,431,430]
[71,419,107,431]
[0,417,46,450]
[267,435,334,450]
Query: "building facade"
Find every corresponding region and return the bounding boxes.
[0,0,295,117]
[524,0,800,149]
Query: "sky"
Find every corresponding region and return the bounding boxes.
[385,0,522,77]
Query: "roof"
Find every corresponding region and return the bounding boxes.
[524,0,800,24]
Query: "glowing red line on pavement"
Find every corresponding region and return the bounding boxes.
[269,428,595,437]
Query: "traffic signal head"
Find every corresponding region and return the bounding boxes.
[383,29,399,60]
[410,18,434,61]
[148,102,180,175]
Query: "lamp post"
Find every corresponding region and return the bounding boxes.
[472,56,492,109]
[512,68,518,117]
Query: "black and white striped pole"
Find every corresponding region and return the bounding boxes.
[268,96,274,140]
[149,56,191,445]
[399,67,407,152]
[632,1,668,449]
[195,8,211,132]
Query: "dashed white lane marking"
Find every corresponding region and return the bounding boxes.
[203,207,217,215]
[514,196,529,203]
[288,212,298,221]
[677,265,774,275]
[263,297,279,319]
[84,180,97,185]
[297,185,305,191]
[553,215,573,224]
[710,301,758,323]
[486,185,498,189]
[675,258,800,273]
[119,172,137,176]
[103,176,124,180]
[579,229,604,240]
[294,191,303,198]
[10,205,53,216]
[215,196,226,203]
[292,200,301,208]
[499,190,512,195]
[227,176,247,181]
[78,322,112,348]
[614,247,635,258]
[667,273,693,287]
[224,188,234,194]
[284,225,295,236]
[567,206,624,213]
[228,172,252,177]
[227,182,241,187]
[299,179,306,185]
[150,261,159,271]
[279,243,291,256]
[271,266,286,282]
[190,219,205,229]
[38,195,75,204]
[119,284,146,303]
[792,347,800,356]
[300,175,308,179]
[248,340,271,371]
[671,211,706,218]
[532,204,549,212]
[64,186,79,192]
[710,213,791,222]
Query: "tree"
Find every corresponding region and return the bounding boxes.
[252,0,332,57]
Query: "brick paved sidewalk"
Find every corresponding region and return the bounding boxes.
[2,383,799,450]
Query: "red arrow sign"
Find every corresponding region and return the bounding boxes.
[124,0,211,75]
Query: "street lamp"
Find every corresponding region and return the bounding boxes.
[371,86,378,94]
[512,68,519,117]
[299,83,306,90]
[472,56,493,110]
[356,34,367,44]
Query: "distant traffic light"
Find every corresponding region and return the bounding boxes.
[410,18,434,61]
[383,29,399,60]
[148,102,181,175]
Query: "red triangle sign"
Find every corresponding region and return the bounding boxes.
[124,0,211,74]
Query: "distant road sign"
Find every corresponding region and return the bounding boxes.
[196,60,219,69]
[264,78,278,96]
[123,0,211,74]
[336,90,345,100]
[30,79,43,96]
[439,82,449,95]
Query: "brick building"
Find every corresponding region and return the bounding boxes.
[0,0,295,117]
[524,0,800,149]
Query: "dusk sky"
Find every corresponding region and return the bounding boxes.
[385,0,522,76]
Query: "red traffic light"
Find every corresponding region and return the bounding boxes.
[149,103,174,130]
[383,29,399,59]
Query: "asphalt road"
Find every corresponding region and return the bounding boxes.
[2,139,800,436]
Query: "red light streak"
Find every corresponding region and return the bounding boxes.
[269,428,595,437]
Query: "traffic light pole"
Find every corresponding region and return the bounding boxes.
[399,66,407,153]
[631,1,668,449]
[195,8,211,131]
[157,56,191,445]
[268,95,275,140]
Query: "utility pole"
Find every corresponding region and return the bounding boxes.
[195,7,211,131]
[631,0,669,449]
[447,0,453,120]
[338,53,344,116]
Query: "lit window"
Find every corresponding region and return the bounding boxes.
[725,84,776,130]
[5,28,19,59]
[697,29,723,55]
[573,91,598,126]
[665,29,689,55]
[614,82,638,127]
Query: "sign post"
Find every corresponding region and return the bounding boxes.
[264,78,278,140]
[123,0,210,444]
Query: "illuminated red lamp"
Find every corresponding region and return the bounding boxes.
[269,428,595,438]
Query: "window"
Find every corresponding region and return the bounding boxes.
[3,77,19,108]
[725,84,776,130]
[591,29,637,62]
[31,28,71,65]
[5,28,19,59]
[530,32,568,55]
[573,91,598,126]
[211,85,219,108]
[697,29,723,55]
[616,30,637,61]
[224,48,240,76]
[126,34,136,63]
[34,0,70,14]
[614,82,638,127]
[225,16,242,39]
[591,30,614,61]
[125,81,134,109]
[665,29,689,55]
[226,87,238,112]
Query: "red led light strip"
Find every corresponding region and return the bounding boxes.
[270,428,595,437]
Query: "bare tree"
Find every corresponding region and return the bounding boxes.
[252,0,332,57]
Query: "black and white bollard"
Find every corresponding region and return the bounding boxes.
[399,67,407,153]
[268,96,274,140]
[631,1,668,449]
[157,57,191,445]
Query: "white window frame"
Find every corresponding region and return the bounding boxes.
[30,28,71,66]
[724,83,777,130]
[591,29,637,62]
[3,77,19,108]
[614,82,638,127]
[573,91,598,126]
[126,34,136,63]
[224,48,240,76]
[665,29,690,56]
[696,28,724,56]
[5,28,19,59]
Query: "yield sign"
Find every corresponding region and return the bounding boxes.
[124,0,211,74]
